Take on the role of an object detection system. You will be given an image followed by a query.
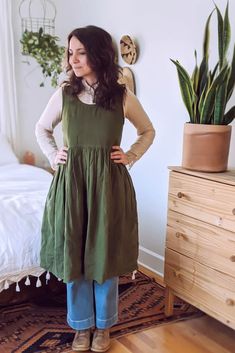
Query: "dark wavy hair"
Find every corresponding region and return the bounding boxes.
[63,25,126,110]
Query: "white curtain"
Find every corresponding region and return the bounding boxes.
[0,0,19,152]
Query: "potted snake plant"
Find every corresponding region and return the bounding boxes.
[171,2,235,172]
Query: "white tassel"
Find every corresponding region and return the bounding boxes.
[4,280,9,290]
[132,270,137,280]
[57,277,62,281]
[46,271,50,284]
[25,276,31,286]
[36,277,42,288]
[46,271,50,280]
[16,282,20,292]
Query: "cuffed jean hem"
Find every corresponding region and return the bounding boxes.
[67,314,95,330]
[96,312,118,329]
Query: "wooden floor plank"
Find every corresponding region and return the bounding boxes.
[116,336,147,353]
[109,315,235,353]
[71,315,234,353]
[106,340,131,353]
[84,265,235,353]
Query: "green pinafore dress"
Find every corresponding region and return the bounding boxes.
[40,91,138,284]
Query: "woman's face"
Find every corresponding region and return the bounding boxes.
[68,36,97,84]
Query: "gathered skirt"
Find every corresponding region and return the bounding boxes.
[40,145,139,284]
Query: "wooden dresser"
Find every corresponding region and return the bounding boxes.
[164,167,235,330]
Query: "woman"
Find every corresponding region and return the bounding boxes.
[36,25,155,352]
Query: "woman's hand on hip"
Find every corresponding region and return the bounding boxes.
[54,146,68,166]
[110,146,129,165]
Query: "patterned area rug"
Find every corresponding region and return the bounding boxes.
[0,271,202,353]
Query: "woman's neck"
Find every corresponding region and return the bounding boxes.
[83,75,98,87]
[82,78,98,91]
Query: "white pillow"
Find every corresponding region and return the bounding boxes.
[0,134,19,165]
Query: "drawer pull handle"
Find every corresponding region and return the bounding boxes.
[232,208,235,215]
[176,232,183,238]
[226,298,234,306]
[173,270,181,278]
[177,192,185,198]
[230,255,235,262]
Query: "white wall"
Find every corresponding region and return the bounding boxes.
[12,0,235,276]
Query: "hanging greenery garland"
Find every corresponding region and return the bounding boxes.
[20,27,65,87]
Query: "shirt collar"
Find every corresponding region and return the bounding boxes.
[82,79,98,93]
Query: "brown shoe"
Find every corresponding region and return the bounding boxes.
[91,329,111,352]
[72,328,91,351]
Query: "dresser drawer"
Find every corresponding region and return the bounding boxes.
[168,171,235,233]
[164,248,235,329]
[166,210,235,277]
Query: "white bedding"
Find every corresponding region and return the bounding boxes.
[0,163,52,292]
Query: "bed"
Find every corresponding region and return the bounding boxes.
[0,134,53,293]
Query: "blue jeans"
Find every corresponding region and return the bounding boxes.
[67,277,119,330]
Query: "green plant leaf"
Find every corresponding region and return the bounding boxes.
[200,65,228,123]
[215,3,224,69]
[198,57,208,96]
[223,1,231,60]
[171,59,195,97]
[223,105,235,124]
[203,10,214,59]
[192,50,200,93]
[178,71,195,122]
[171,59,195,121]
[20,28,64,88]
[171,2,234,125]
[214,67,230,124]
[211,62,219,81]
[227,44,235,101]
[197,10,214,96]
[193,96,200,123]
[214,83,227,124]
[192,52,200,122]
[198,79,209,116]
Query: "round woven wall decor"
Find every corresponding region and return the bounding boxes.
[120,35,137,65]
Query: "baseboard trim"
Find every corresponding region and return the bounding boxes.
[138,245,164,281]
[138,263,165,287]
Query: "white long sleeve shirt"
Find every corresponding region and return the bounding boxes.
[35,82,155,169]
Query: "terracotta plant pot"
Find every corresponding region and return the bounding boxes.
[182,123,232,172]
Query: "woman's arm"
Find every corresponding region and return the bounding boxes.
[35,88,63,169]
[123,88,156,168]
